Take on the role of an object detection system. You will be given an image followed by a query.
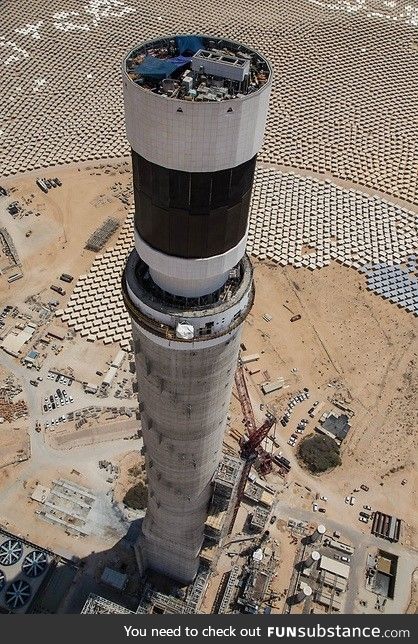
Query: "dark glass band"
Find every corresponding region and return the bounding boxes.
[132,151,256,258]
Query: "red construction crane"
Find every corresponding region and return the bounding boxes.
[240,415,276,461]
[234,363,256,434]
[234,361,276,470]
[226,364,277,535]
[226,414,276,535]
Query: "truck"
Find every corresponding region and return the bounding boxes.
[50,285,66,296]
[60,273,74,283]
[36,178,48,193]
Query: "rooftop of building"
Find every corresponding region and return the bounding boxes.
[125,35,271,102]
[321,412,351,441]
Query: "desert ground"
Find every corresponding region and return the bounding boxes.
[0,0,417,615]
[0,156,417,571]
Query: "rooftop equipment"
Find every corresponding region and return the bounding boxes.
[191,49,250,82]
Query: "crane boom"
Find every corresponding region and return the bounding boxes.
[234,363,257,434]
[240,415,276,460]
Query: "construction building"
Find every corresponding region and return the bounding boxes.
[237,546,275,613]
[121,34,272,584]
[204,455,242,543]
[371,511,401,543]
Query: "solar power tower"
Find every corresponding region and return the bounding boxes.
[121,34,272,584]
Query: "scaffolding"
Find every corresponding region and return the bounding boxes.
[250,506,269,531]
[0,227,21,267]
[217,565,241,614]
[135,566,210,615]
[81,594,135,614]
[85,217,120,251]
[186,566,210,613]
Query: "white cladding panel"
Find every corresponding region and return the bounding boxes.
[123,76,271,172]
[134,227,248,297]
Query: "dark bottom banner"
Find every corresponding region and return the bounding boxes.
[1,615,416,644]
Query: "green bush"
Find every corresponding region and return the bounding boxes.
[298,433,341,473]
[128,465,142,477]
[123,482,148,509]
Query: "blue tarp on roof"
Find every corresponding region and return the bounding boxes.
[135,55,191,80]
[175,35,203,56]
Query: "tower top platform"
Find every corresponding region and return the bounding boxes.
[124,34,271,103]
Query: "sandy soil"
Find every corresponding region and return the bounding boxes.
[268,519,301,613]
[46,418,139,450]
[230,260,417,546]
[0,466,110,559]
[0,423,29,468]
[113,450,146,505]
[1,163,416,611]
[0,366,30,467]
[407,569,418,614]
[0,160,132,310]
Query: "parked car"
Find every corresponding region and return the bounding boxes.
[43,404,48,412]
[318,508,326,513]
[360,484,369,492]
[312,503,318,512]
[359,516,368,523]
[341,556,350,563]
[363,505,372,511]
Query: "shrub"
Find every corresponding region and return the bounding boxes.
[128,465,142,477]
[298,433,341,473]
[123,482,148,509]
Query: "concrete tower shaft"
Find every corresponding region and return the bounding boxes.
[122,34,272,584]
[130,324,243,580]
